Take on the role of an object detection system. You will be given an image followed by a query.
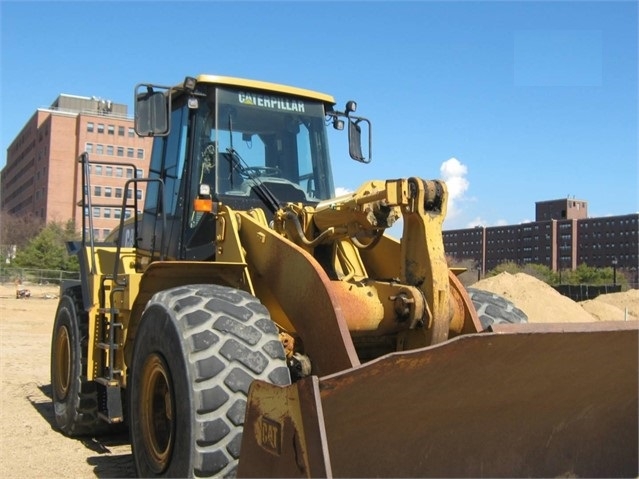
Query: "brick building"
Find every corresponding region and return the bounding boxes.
[1,94,152,240]
[443,198,638,284]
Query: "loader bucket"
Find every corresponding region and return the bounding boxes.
[238,321,638,478]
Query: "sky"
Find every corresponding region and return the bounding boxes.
[1,0,637,231]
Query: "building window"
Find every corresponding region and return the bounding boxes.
[127,148,134,158]
[105,166,113,176]
[116,167,123,177]
[96,144,104,155]
[107,125,115,135]
[137,148,144,159]
[104,208,111,219]
[137,189,143,200]
[106,145,114,156]
[105,187,112,198]
[97,123,105,134]
[87,122,94,133]
[95,165,102,175]
[117,146,124,157]
[114,209,121,219]
[115,188,123,198]
[93,207,100,217]
[136,168,143,178]
[85,143,93,153]
[118,126,125,136]
[128,127,135,137]
[94,186,102,196]
[126,168,133,178]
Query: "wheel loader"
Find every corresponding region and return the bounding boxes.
[50,74,638,478]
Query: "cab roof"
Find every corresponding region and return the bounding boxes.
[192,74,336,106]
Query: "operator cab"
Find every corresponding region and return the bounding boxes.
[134,75,369,262]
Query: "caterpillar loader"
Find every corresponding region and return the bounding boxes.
[50,74,638,478]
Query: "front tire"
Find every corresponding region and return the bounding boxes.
[50,287,109,436]
[129,284,291,478]
[466,287,528,329]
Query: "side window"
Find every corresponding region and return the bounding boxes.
[143,106,187,217]
[163,107,189,216]
[296,123,314,196]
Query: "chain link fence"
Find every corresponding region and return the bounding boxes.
[0,266,80,286]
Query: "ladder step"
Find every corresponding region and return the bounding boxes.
[98,412,124,424]
[97,383,124,424]
[97,342,120,350]
[95,377,120,387]
[98,308,120,315]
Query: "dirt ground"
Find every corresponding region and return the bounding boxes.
[0,284,134,478]
[0,275,636,477]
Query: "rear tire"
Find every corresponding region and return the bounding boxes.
[129,284,291,478]
[466,287,528,329]
[50,287,110,436]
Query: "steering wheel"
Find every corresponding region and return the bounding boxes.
[239,166,281,179]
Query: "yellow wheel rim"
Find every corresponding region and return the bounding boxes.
[53,325,71,400]
[139,353,174,473]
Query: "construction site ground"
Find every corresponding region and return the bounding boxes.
[0,273,636,478]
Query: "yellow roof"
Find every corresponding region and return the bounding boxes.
[193,74,335,105]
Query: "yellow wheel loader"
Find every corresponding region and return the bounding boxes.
[50,74,638,478]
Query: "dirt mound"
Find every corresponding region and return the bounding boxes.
[473,272,628,323]
[586,289,639,318]
[580,297,638,322]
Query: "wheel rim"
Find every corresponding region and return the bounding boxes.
[53,325,71,400]
[140,353,174,474]
[448,270,483,335]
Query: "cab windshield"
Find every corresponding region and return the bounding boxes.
[193,86,335,204]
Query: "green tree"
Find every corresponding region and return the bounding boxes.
[521,263,556,284]
[484,261,627,288]
[12,221,79,271]
[487,261,521,276]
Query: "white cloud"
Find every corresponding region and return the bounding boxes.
[465,217,510,228]
[466,216,485,228]
[334,186,353,197]
[440,157,469,219]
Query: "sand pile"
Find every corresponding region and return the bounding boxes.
[473,272,637,323]
[580,289,638,322]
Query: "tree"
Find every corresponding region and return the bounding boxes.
[485,261,627,288]
[0,210,44,249]
[12,221,79,271]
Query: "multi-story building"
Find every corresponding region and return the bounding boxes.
[1,94,153,240]
[443,198,638,284]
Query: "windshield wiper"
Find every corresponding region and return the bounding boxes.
[225,147,281,215]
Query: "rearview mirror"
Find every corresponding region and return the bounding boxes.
[134,83,171,137]
[348,117,371,163]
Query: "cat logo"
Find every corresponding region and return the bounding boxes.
[258,416,282,456]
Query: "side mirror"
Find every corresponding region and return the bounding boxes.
[348,117,371,164]
[134,84,171,137]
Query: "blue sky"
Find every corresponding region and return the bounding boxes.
[1,0,637,230]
